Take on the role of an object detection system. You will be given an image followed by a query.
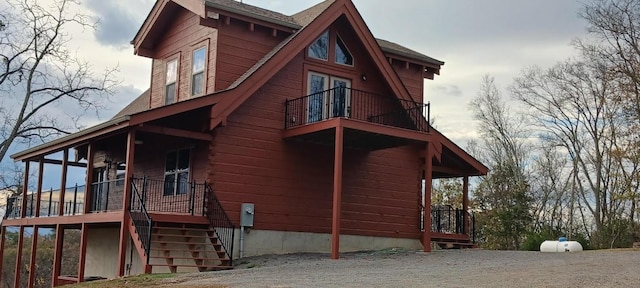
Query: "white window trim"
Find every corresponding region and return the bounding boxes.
[191,47,207,97]
[335,34,354,67]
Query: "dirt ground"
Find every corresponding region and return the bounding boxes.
[158,248,640,288]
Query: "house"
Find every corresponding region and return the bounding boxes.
[0,0,487,286]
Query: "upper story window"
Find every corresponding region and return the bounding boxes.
[308,30,354,66]
[191,47,206,96]
[335,35,353,66]
[165,59,178,104]
[308,31,329,61]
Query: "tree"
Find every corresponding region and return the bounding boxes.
[0,0,116,164]
[469,76,533,250]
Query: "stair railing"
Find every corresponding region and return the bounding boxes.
[204,183,235,265]
[129,177,153,264]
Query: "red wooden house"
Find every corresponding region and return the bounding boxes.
[1,0,487,286]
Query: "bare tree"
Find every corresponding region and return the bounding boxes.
[0,0,117,164]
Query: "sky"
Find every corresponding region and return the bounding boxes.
[3,0,590,189]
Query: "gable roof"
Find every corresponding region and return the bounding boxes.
[12,0,485,176]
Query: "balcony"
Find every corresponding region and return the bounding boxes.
[284,88,431,150]
[285,87,430,131]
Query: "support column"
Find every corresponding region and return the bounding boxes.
[52,224,64,286]
[0,226,5,284]
[462,176,470,235]
[117,130,136,276]
[35,158,44,217]
[84,142,95,214]
[331,126,344,260]
[58,149,69,216]
[20,161,30,218]
[77,223,88,283]
[14,226,25,288]
[423,143,433,252]
[28,226,39,288]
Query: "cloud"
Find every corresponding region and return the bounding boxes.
[83,0,144,48]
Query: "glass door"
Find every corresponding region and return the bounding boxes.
[307,72,329,123]
[330,77,351,118]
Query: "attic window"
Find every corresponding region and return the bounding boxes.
[308,31,329,61]
[335,35,353,66]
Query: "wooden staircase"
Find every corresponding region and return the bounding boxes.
[431,232,478,249]
[145,222,232,273]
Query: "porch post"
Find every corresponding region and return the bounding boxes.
[77,223,88,283]
[52,224,64,286]
[35,158,44,217]
[84,142,95,214]
[117,130,136,277]
[331,125,344,259]
[462,176,469,235]
[28,226,39,288]
[20,161,30,218]
[423,143,433,252]
[58,149,69,216]
[0,226,5,284]
[14,226,24,288]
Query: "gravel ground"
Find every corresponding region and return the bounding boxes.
[164,249,640,288]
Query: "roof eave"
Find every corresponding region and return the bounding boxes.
[11,116,131,161]
[205,0,302,30]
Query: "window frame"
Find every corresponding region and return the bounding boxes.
[308,30,330,61]
[165,57,179,105]
[190,46,207,97]
[334,34,354,67]
[163,148,191,196]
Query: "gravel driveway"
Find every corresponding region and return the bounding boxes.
[165,249,640,288]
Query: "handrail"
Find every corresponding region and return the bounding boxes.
[426,205,477,244]
[285,87,430,132]
[129,177,153,263]
[204,183,235,265]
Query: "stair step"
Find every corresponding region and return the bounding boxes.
[435,241,477,249]
[149,255,228,261]
[149,247,222,253]
[151,264,232,270]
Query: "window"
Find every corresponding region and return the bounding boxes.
[308,31,329,61]
[165,59,178,104]
[335,35,353,66]
[163,148,190,196]
[191,47,206,96]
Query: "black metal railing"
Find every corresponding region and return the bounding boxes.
[204,183,235,264]
[3,185,86,219]
[132,178,206,215]
[129,177,152,263]
[421,205,476,243]
[285,87,430,131]
[90,179,124,212]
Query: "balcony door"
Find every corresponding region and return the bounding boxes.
[307,72,351,123]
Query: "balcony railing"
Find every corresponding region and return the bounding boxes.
[285,87,430,132]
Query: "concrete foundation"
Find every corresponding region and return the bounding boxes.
[232,229,423,258]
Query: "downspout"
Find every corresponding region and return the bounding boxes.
[240,226,245,259]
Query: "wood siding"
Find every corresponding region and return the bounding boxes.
[393,61,425,103]
[215,18,288,90]
[211,19,424,240]
[149,8,218,109]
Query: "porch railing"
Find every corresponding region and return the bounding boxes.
[284,87,430,132]
[3,184,86,219]
[421,205,476,243]
[90,179,124,212]
[204,183,235,264]
[432,205,476,243]
[129,177,152,263]
[132,178,206,215]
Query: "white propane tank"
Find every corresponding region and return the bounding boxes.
[540,237,583,252]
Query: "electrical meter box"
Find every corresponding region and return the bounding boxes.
[240,203,255,227]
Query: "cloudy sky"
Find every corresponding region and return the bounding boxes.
[4,0,590,188]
